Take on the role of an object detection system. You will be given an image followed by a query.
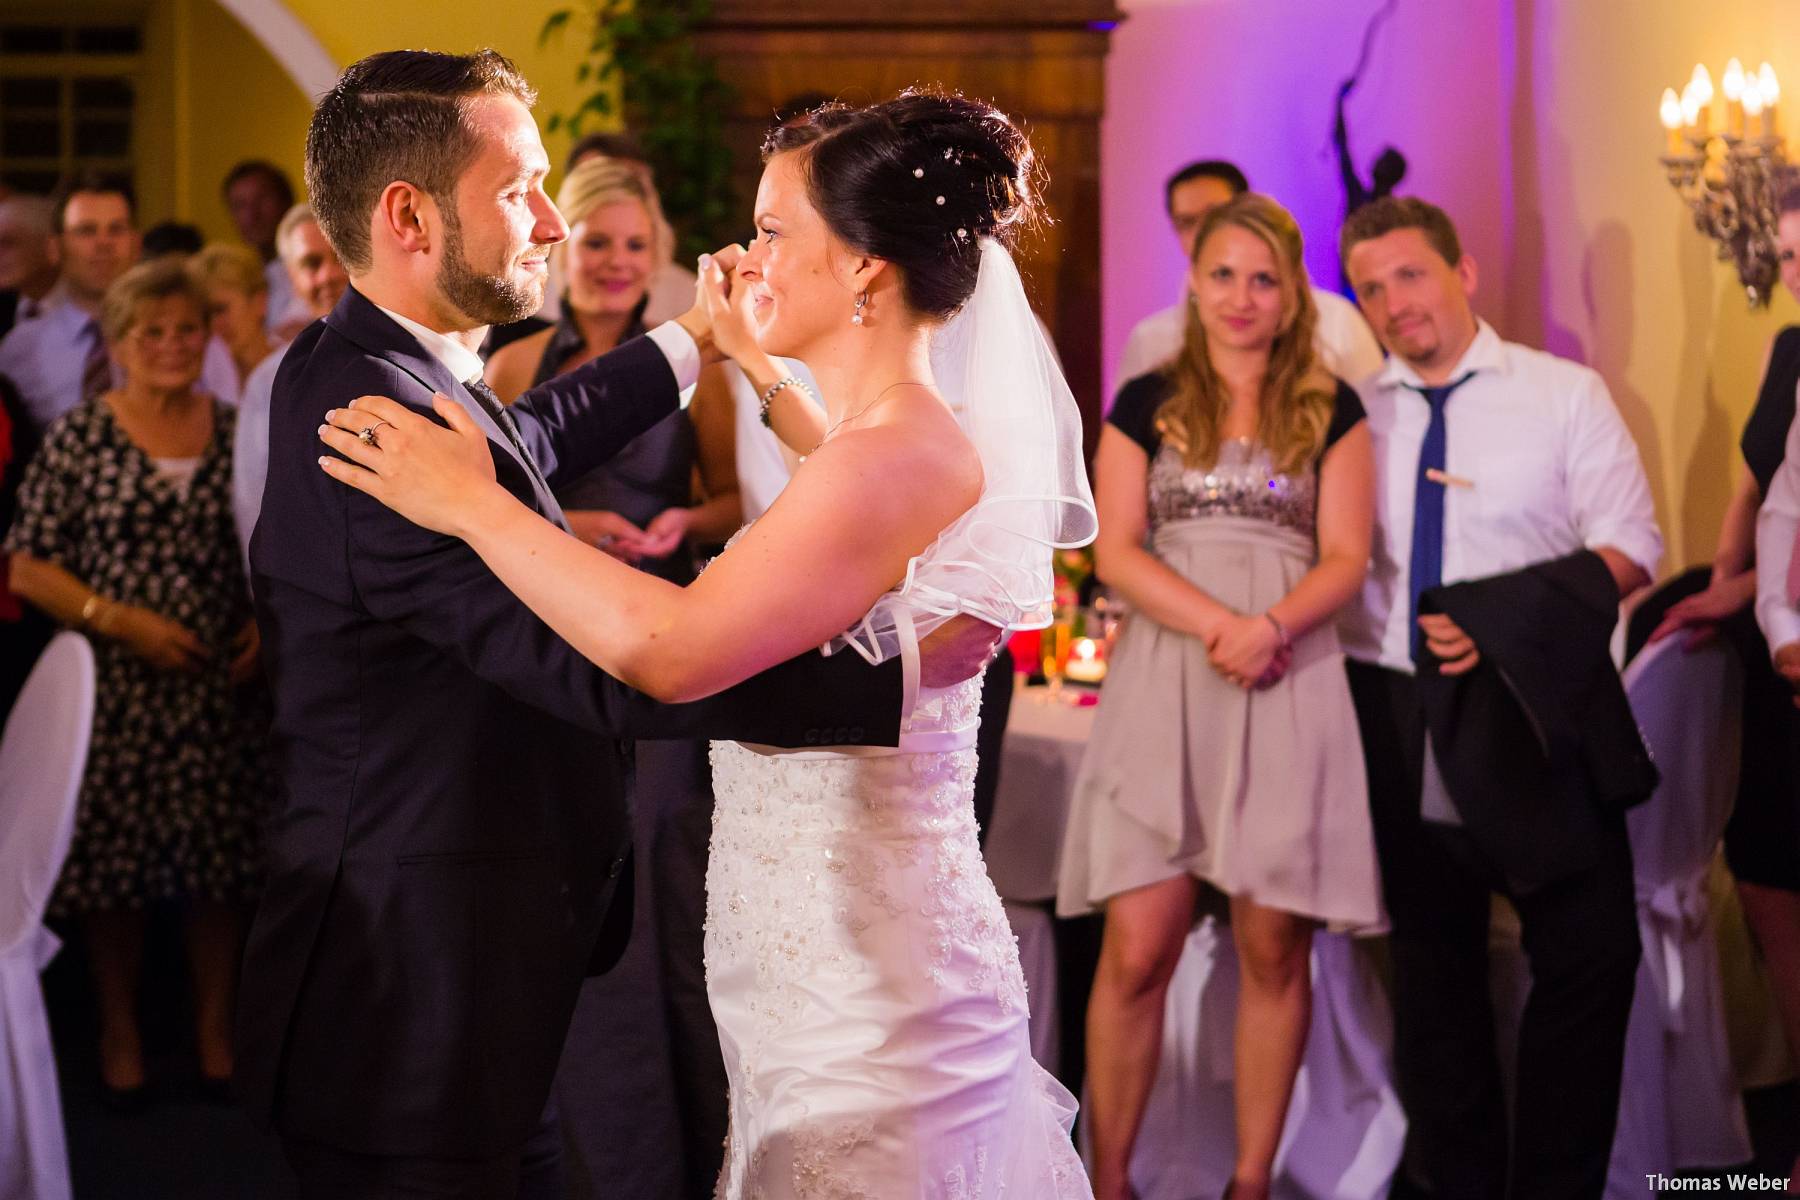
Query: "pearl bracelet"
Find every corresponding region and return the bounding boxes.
[757,376,810,428]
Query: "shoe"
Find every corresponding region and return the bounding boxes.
[97,1077,151,1115]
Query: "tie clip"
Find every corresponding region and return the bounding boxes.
[1426,468,1474,489]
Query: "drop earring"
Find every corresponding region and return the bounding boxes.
[851,292,868,326]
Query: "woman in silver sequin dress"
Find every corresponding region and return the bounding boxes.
[1058,194,1382,1200]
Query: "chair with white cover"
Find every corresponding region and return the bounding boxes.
[1488,631,1752,1196]
[0,632,95,1200]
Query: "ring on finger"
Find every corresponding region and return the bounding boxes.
[355,419,393,449]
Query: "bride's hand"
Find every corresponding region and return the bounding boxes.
[695,246,777,374]
[318,394,500,539]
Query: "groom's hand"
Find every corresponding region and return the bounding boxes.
[918,615,1004,688]
[675,244,749,365]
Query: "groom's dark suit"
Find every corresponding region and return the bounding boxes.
[236,288,902,1173]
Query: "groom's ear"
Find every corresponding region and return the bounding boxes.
[373,180,436,257]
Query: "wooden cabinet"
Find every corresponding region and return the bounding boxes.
[693,0,1122,451]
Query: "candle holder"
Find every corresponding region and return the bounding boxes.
[1662,62,1795,307]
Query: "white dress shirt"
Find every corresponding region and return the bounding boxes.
[0,298,242,433]
[1112,286,1386,403]
[1755,402,1800,655]
[1339,320,1663,675]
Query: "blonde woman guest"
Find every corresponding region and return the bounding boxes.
[190,242,275,401]
[482,154,740,1194]
[1058,194,1381,1200]
[6,258,271,1108]
[484,157,740,577]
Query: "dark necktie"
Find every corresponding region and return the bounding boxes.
[464,376,551,496]
[1406,372,1476,663]
[80,318,110,403]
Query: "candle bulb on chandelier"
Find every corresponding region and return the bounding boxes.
[1660,87,1685,154]
[1760,62,1781,140]
[1744,75,1766,140]
[1689,63,1715,137]
[1724,58,1747,137]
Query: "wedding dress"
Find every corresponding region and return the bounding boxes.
[702,240,1097,1198]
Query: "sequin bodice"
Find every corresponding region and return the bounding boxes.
[1147,437,1318,538]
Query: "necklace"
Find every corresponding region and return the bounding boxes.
[817,380,932,448]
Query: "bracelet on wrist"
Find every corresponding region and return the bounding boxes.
[757,376,811,428]
[1264,611,1292,653]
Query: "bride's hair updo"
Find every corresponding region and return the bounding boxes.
[762,88,1044,320]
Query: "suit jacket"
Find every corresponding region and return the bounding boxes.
[1416,549,1656,892]
[236,287,904,1158]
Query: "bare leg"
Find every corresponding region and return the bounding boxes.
[1736,881,1800,1193]
[1227,897,1317,1200]
[184,901,247,1079]
[86,908,148,1090]
[1084,875,1200,1200]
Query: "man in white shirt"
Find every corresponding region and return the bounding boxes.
[0,174,236,438]
[222,160,306,335]
[1112,158,1385,396]
[1338,197,1661,1200]
[230,203,350,562]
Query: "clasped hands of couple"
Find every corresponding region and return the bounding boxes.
[320,242,1003,690]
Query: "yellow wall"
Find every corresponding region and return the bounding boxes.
[1512,0,1800,571]
[137,0,606,240]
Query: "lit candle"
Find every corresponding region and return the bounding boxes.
[1065,637,1106,684]
[1689,64,1715,137]
[1744,75,1766,139]
[1681,82,1703,138]
[1724,58,1747,136]
[1660,87,1684,154]
[1761,62,1781,139]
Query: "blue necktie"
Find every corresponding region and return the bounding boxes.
[1407,373,1475,663]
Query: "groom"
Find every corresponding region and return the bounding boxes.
[237,49,975,1198]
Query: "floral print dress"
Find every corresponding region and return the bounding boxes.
[4,396,271,915]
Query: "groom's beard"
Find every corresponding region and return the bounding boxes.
[437,205,542,327]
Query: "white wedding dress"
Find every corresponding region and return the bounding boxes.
[700,238,1095,1198]
[706,677,1090,1198]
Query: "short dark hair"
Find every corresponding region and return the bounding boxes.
[221,159,296,208]
[763,88,1042,321]
[305,48,536,273]
[565,130,646,173]
[141,221,205,259]
[1165,160,1249,212]
[1339,195,1464,267]
[49,170,135,232]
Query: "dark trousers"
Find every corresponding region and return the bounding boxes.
[283,1098,563,1200]
[1345,660,1638,1200]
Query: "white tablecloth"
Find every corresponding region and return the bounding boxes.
[984,687,1093,903]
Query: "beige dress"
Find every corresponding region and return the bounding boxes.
[1056,378,1383,931]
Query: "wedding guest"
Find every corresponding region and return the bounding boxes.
[230,203,348,561]
[561,129,694,325]
[484,154,739,1196]
[1339,196,1660,1200]
[0,194,61,338]
[0,373,49,722]
[1060,193,1381,1200]
[141,221,205,260]
[0,172,235,438]
[1114,159,1384,396]
[191,243,275,395]
[221,160,300,331]
[4,257,272,1109]
[1675,193,1800,1194]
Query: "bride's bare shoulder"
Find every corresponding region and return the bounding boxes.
[828,395,982,507]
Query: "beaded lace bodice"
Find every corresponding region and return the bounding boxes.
[1147,437,1318,538]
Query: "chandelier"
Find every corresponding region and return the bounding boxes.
[1659,59,1792,306]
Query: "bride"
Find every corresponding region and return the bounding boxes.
[318,89,1096,1198]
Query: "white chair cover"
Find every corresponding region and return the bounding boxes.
[1083,918,1404,1199]
[1489,634,1752,1195]
[0,632,95,1200]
